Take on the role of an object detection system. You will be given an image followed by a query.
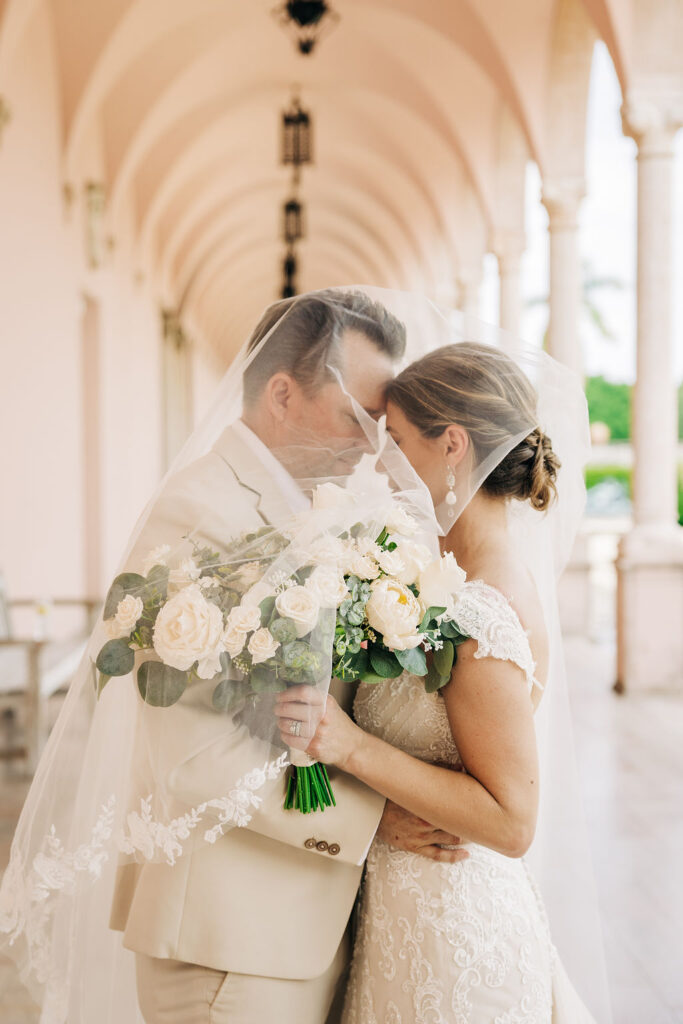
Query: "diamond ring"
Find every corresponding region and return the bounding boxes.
[289,720,302,737]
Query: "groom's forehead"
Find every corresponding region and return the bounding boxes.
[335,329,395,416]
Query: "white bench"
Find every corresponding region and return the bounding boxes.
[0,573,99,773]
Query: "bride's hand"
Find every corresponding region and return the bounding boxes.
[274,686,364,771]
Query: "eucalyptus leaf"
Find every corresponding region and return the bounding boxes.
[433,639,455,679]
[418,605,447,631]
[251,665,284,693]
[394,645,428,676]
[424,662,449,693]
[96,639,135,677]
[137,661,188,707]
[270,617,297,644]
[212,678,250,713]
[96,672,112,698]
[369,648,403,678]
[335,647,369,682]
[358,669,386,685]
[259,595,276,625]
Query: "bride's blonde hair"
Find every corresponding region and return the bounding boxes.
[386,342,561,512]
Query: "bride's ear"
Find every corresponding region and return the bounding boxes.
[443,424,469,465]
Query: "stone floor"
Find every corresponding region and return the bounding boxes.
[0,639,682,1023]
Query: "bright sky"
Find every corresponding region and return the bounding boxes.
[482,42,683,384]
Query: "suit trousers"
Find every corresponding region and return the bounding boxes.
[135,932,349,1024]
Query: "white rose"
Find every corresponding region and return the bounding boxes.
[348,552,381,581]
[107,594,143,639]
[392,540,433,586]
[305,565,349,608]
[168,557,201,588]
[384,505,419,537]
[418,553,467,609]
[153,584,224,672]
[365,578,423,650]
[226,604,262,634]
[196,650,223,680]
[355,537,382,560]
[248,628,280,665]
[222,625,247,658]
[306,534,348,569]
[275,586,320,638]
[376,549,406,577]
[141,544,171,577]
[312,482,357,511]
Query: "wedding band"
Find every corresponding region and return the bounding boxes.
[289,720,301,737]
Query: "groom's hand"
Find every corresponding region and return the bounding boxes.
[377,800,470,864]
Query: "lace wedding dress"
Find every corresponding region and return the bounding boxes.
[342,581,596,1024]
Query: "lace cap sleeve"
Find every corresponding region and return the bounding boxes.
[450,580,541,694]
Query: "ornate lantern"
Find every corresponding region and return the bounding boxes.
[272,1,339,56]
[283,198,305,245]
[281,95,313,170]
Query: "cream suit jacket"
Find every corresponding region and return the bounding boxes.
[109,425,385,980]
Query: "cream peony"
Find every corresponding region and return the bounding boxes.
[225,604,262,635]
[392,540,433,586]
[275,585,320,638]
[418,552,467,609]
[312,482,357,511]
[106,594,144,639]
[305,565,349,608]
[247,628,280,665]
[384,505,419,537]
[141,544,171,577]
[153,584,224,672]
[365,578,423,650]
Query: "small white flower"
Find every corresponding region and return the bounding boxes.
[305,565,349,608]
[347,552,381,581]
[141,544,172,577]
[384,505,419,536]
[312,482,357,511]
[248,628,280,665]
[418,552,467,609]
[168,557,201,591]
[196,650,223,679]
[376,549,406,577]
[107,595,144,639]
[226,604,262,634]
[275,585,320,638]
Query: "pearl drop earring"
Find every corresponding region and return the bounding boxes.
[445,463,457,517]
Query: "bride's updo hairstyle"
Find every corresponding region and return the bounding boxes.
[386,342,561,512]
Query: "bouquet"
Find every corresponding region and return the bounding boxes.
[93,486,471,816]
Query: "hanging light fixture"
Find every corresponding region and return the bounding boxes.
[281,249,298,298]
[283,197,305,246]
[272,1,340,56]
[281,93,313,172]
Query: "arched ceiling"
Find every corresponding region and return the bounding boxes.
[0,0,631,359]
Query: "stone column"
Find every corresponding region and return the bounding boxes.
[616,98,683,692]
[541,180,585,379]
[491,232,525,336]
[455,265,482,319]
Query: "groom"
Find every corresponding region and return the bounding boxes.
[110,290,467,1024]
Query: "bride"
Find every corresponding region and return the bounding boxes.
[276,341,600,1023]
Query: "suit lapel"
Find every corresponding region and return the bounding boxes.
[212,424,294,529]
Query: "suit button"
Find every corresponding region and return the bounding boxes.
[304,838,317,850]
[316,840,329,852]
[328,843,341,856]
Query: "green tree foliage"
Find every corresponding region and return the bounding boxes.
[585,376,632,440]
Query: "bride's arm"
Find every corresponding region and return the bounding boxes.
[275,639,539,859]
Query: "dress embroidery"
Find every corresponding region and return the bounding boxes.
[344,581,555,1024]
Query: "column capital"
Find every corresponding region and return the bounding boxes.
[489,229,525,270]
[622,92,683,157]
[541,179,586,230]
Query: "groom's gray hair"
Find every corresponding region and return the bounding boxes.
[242,290,406,405]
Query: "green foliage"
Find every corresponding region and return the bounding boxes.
[136,661,188,707]
[96,638,135,677]
[585,464,683,526]
[584,376,631,440]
